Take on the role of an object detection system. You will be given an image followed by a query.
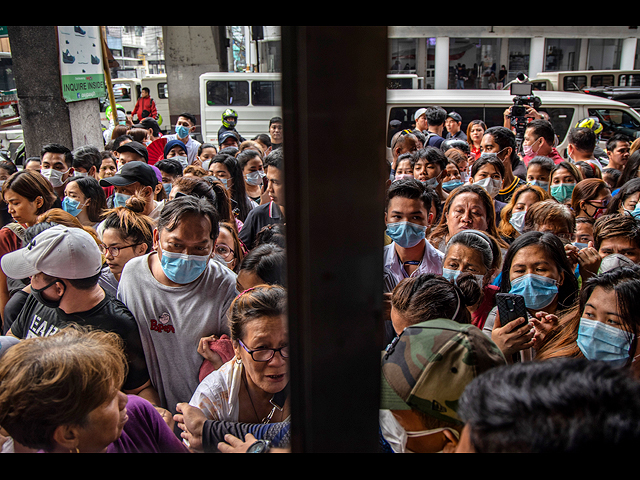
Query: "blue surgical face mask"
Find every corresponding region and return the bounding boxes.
[159,247,210,284]
[573,242,589,250]
[577,317,634,367]
[172,156,189,169]
[62,197,86,217]
[625,204,640,220]
[528,179,549,190]
[113,192,131,208]
[175,125,190,139]
[509,210,526,233]
[163,183,173,197]
[386,221,427,249]
[442,180,464,192]
[550,183,575,203]
[509,273,559,310]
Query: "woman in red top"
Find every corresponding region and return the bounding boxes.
[466,120,487,166]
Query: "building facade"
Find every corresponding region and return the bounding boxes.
[389,26,640,89]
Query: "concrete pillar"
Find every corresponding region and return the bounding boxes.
[7,26,104,159]
[529,36,546,78]
[621,37,637,70]
[282,26,388,452]
[435,36,449,89]
[162,26,227,138]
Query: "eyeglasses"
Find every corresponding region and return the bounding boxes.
[214,243,235,260]
[238,339,289,362]
[99,243,140,257]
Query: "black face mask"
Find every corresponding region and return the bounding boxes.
[31,278,65,309]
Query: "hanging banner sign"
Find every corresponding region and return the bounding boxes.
[57,26,106,103]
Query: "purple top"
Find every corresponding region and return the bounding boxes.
[107,395,189,453]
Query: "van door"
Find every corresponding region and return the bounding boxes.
[588,106,640,142]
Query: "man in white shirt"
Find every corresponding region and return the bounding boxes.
[164,112,202,165]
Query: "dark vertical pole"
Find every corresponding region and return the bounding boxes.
[281,26,389,452]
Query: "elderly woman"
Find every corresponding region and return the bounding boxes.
[185,285,290,430]
[442,229,503,330]
[428,183,507,253]
[0,326,188,453]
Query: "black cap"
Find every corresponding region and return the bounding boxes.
[116,140,149,163]
[99,161,158,188]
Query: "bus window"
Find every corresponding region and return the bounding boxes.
[619,74,640,86]
[251,81,281,106]
[588,108,640,140]
[157,82,169,99]
[591,75,615,88]
[563,76,587,91]
[206,80,249,106]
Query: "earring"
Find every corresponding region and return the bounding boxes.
[235,356,242,365]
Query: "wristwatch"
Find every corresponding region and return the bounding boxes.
[246,439,271,453]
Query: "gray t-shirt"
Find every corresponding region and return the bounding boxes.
[117,253,238,414]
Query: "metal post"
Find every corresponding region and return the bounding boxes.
[281,26,388,452]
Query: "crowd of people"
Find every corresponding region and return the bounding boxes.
[1,101,640,453]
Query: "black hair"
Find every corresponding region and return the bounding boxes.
[527,156,555,176]
[607,177,640,215]
[264,147,284,171]
[239,243,287,287]
[141,87,150,94]
[606,133,632,153]
[471,153,505,179]
[568,127,597,153]
[155,159,184,177]
[484,126,518,169]
[157,195,220,241]
[68,176,107,223]
[500,231,579,311]
[425,106,447,126]
[40,143,73,168]
[525,119,555,145]
[616,149,640,188]
[236,149,263,171]
[416,146,447,171]
[0,160,17,176]
[178,112,197,126]
[211,153,252,222]
[385,177,432,213]
[72,145,102,173]
[458,358,640,453]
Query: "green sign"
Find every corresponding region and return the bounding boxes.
[0,26,7,38]
[57,26,104,103]
[60,74,106,102]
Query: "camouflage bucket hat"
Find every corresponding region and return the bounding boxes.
[380,318,506,424]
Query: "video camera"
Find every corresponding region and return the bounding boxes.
[508,82,538,155]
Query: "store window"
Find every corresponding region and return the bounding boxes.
[506,38,531,86]
[545,39,581,71]
[389,38,417,73]
[449,38,502,89]
[587,39,622,70]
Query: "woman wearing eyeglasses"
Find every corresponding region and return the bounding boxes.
[180,285,290,448]
[99,198,155,282]
[215,222,244,273]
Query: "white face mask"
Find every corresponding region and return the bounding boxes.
[475,176,502,199]
[379,410,408,453]
[41,168,69,187]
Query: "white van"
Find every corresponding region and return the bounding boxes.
[532,70,640,92]
[386,89,640,162]
[199,72,282,146]
[101,75,171,133]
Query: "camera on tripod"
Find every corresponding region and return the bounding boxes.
[509,82,539,154]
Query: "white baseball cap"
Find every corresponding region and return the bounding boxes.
[1,225,103,280]
[414,108,428,121]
